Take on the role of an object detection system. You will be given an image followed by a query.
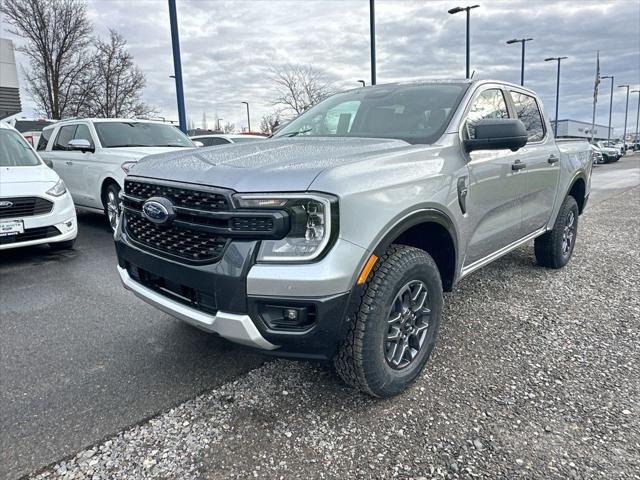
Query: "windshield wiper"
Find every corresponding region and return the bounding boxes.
[108,144,148,148]
[283,128,312,137]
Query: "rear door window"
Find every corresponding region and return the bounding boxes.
[53,125,77,151]
[510,91,545,142]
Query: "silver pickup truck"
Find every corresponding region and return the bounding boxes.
[114,80,592,397]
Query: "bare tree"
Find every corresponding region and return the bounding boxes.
[269,64,333,117]
[80,29,153,118]
[1,0,94,119]
[222,122,235,134]
[259,111,282,134]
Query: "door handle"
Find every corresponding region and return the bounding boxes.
[548,155,560,164]
[511,160,526,171]
[66,161,73,166]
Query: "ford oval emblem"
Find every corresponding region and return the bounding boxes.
[142,197,174,225]
[0,201,13,208]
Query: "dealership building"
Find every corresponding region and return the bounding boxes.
[0,38,21,120]
[551,119,615,141]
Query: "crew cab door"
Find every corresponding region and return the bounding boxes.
[461,87,525,266]
[508,90,560,234]
[64,123,102,209]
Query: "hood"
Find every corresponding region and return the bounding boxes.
[128,137,412,191]
[0,165,59,185]
[106,146,195,161]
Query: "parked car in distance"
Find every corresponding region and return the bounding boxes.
[0,122,77,251]
[594,141,621,163]
[115,79,592,397]
[590,144,604,164]
[190,133,266,147]
[4,117,57,148]
[39,119,196,231]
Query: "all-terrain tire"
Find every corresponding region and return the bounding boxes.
[534,195,579,269]
[333,245,443,398]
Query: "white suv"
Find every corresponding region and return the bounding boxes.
[0,122,77,250]
[39,119,196,231]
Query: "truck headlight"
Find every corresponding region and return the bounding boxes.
[233,193,337,262]
[46,178,67,197]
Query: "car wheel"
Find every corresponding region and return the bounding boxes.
[103,183,122,232]
[534,195,579,269]
[333,245,443,398]
[49,238,76,250]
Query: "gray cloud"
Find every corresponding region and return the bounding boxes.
[4,0,639,134]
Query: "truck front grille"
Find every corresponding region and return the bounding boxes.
[122,179,289,264]
[0,197,53,219]
[125,180,229,211]
[125,211,228,262]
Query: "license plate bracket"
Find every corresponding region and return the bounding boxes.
[0,219,25,237]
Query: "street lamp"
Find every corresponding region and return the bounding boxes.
[448,4,480,79]
[506,37,533,86]
[545,56,568,137]
[632,89,640,148]
[618,84,630,149]
[601,75,614,144]
[168,0,186,133]
[369,0,376,85]
[357,80,366,87]
[241,101,250,132]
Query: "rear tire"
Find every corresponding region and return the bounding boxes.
[49,238,75,250]
[103,183,121,232]
[535,195,579,269]
[333,245,443,398]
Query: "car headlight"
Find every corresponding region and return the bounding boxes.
[46,178,67,197]
[121,162,136,174]
[233,193,337,262]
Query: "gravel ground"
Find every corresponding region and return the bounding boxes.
[29,186,639,480]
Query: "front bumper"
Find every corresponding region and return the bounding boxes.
[115,224,366,359]
[0,192,77,250]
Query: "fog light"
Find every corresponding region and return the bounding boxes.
[257,303,316,331]
[284,308,299,321]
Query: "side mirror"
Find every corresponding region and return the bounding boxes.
[193,140,204,147]
[42,158,54,169]
[464,118,528,152]
[68,138,94,152]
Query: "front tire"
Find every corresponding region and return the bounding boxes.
[535,195,579,269]
[334,245,443,398]
[103,183,122,232]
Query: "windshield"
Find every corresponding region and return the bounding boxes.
[94,122,194,148]
[273,83,469,144]
[0,129,42,167]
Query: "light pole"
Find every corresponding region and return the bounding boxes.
[357,80,366,87]
[618,84,630,148]
[241,102,250,132]
[217,118,223,131]
[168,0,186,133]
[506,37,533,86]
[602,75,614,144]
[632,89,640,148]
[544,56,568,137]
[448,5,480,79]
[369,0,376,85]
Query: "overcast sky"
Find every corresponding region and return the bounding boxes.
[3,0,640,134]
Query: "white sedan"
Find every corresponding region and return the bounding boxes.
[0,122,77,250]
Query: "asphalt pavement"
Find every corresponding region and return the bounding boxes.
[1,153,639,479]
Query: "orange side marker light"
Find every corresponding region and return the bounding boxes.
[357,254,378,285]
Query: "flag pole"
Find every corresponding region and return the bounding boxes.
[590,51,600,143]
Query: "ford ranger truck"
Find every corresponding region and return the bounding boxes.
[114,80,593,397]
